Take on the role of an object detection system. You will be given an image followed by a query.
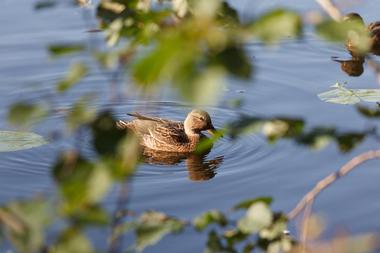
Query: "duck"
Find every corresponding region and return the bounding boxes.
[116,109,217,152]
[343,13,380,56]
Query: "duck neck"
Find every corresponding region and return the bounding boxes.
[185,127,200,146]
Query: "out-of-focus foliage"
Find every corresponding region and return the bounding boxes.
[48,43,86,58]
[3,0,380,253]
[316,18,371,54]
[7,103,48,128]
[224,115,369,152]
[56,62,88,93]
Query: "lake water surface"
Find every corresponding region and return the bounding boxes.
[1,1,380,252]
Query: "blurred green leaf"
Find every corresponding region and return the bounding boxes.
[0,198,53,253]
[135,211,184,251]
[356,104,380,118]
[251,9,302,44]
[34,0,57,10]
[52,228,94,253]
[262,118,304,142]
[7,102,48,127]
[204,230,231,253]
[66,94,96,131]
[193,210,228,231]
[56,62,88,93]
[53,152,112,212]
[69,204,109,226]
[0,131,47,152]
[316,19,371,53]
[233,197,273,210]
[208,45,252,79]
[48,43,85,58]
[91,111,128,156]
[318,83,380,104]
[237,202,273,234]
[259,213,288,240]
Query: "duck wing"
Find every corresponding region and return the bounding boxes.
[148,121,186,145]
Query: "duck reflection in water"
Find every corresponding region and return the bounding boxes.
[333,13,380,77]
[332,56,365,76]
[117,109,224,181]
[142,147,224,181]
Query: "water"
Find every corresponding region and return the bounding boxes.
[0,1,380,252]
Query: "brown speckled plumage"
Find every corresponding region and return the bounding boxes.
[116,110,216,152]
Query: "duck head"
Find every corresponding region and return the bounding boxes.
[184,109,216,135]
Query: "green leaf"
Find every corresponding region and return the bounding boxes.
[233,197,273,210]
[56,62,88,93]
[316,19,371,53]
[0,131,47,152]
[34,0,57,10]
[0,198,53,253]
[52,152,112,212]
[135,211,184,251]
[356,104,380,118]
[7,103,48,127]
[193,210,228,231]
[237,202,273,234]
[48,43,85,58]
[52,228,94,253]
[66,94,96,131]
[251,9,302,44]
[318,83,380,104]
[90,111,128,156]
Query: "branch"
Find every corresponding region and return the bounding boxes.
[288,150,380,220]
[315,0,342,21]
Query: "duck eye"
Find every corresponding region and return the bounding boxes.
[199,117,205,121]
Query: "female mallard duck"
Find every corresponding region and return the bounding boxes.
[343,13,380,55]
[116,109,217,152]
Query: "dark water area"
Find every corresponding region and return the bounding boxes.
[1,0,380,252]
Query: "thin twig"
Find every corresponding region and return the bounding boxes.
[315,0,342,21]
[288,150,380,220]
[109,180,130,253]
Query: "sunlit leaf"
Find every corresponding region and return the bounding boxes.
[172,0,188,18]
[56,62,88,93]
[250,9,302,44]
[7,103,48,127]
[316,19,371,53]
[233,197,273,210]
[0,131,47,152]
[48,43,85,58]
[193,210,227,231]
[238,202,273,234]
[135,211,184,251]
[318,84,380,104]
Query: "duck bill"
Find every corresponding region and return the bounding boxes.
[207,126,218,136]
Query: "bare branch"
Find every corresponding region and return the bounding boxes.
[288,150,380,220]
